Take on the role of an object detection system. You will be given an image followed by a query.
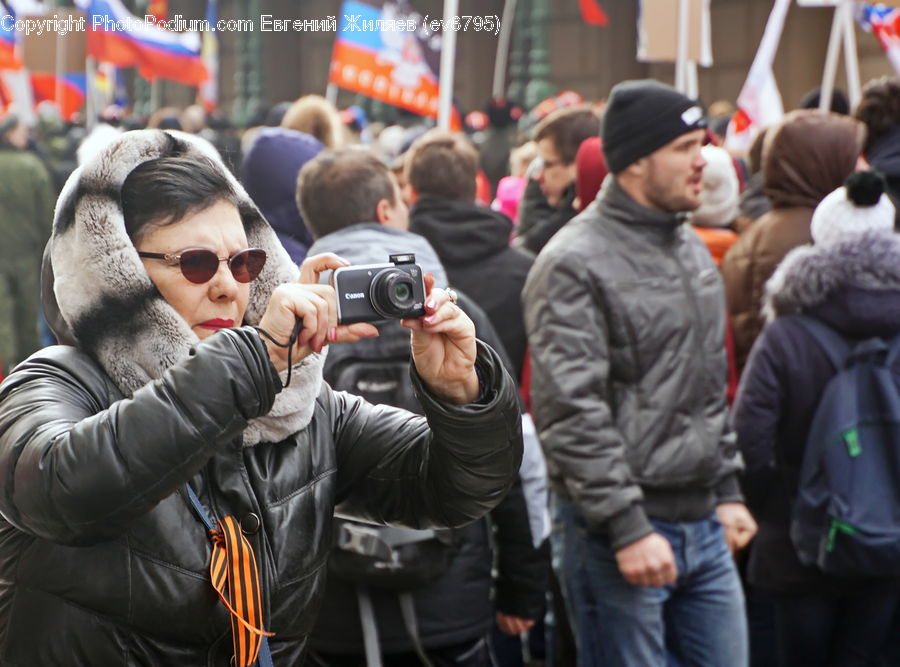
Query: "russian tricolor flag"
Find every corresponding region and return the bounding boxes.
[0,6,22,70]
[31,71,85,120]
[76,0,207,87]
[858,4,900,77]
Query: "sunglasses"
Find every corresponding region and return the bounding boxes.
[138,248,267,284]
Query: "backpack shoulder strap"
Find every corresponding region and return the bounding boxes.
[786,315,851,372]
[398,593,434,667]
[886,331,900,367]
[356,587,383,667]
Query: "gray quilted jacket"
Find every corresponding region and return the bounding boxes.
[523,177,743,550]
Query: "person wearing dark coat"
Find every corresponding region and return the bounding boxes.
[514,106,599,255]
[734,172,900,667]
[240,126,324,265]
[855,76,900,229]
[296,147,547,666]
[0,112,55,372]
[0,130,523,666]
[406,129,534,382]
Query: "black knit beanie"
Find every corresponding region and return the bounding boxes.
[602,80,706,173]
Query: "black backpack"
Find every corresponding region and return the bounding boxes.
[789,315,900,577]
[324,349,459,592]
[323,335,459,666]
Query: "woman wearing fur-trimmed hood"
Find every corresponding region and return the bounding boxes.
[733,171,900,665]
[0,129,522,666]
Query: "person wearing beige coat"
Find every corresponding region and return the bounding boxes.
[721,110,865,372]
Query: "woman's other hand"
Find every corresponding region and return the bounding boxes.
[256,253,378,371]
[401,273,479,404]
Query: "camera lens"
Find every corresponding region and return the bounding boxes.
[393,283,411,302]
[370,268,417,318]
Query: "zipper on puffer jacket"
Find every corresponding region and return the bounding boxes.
[672,245,713,443]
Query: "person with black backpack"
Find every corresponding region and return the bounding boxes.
[296,148,549,667]
[734,171,900,667]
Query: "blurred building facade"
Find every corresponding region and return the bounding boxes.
[152,0,893,122]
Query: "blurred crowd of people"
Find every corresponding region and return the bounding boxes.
[2,73,900,667]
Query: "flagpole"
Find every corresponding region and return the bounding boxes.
[437,0,458,129]
[841,1,861,109]
[53,3,64,116]
[675,0,690,93]
[150,78,160,113]
[325,82,338,106]
[492,0,516,98]
[687,61,698,99]
[819,1,845,112]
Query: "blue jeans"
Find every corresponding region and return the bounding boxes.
[552,498,748,667]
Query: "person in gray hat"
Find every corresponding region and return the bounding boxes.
[523,79,756,666]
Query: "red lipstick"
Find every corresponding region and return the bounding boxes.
[197,318,235,330]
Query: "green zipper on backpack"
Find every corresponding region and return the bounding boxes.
[826,520,858,552]
[843,427,862,458]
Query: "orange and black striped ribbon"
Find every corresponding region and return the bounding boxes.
[209,516,274,667]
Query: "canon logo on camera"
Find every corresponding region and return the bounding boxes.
[345,292,366,300]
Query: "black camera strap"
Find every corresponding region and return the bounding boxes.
[254,318,305,386]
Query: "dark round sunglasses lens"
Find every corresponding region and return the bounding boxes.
[230,249,267,283]
[180,250,220,283]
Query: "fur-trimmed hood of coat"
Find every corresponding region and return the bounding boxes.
[763,230,900,336]
[44,129,323,445]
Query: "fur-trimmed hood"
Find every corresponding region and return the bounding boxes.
[763,230,900,337]
[45,129,323,445]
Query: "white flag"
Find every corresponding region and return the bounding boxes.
[725,0,791,152]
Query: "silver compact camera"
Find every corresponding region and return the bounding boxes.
[332,253,427,324]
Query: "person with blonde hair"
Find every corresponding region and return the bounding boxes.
[281,94,344,149]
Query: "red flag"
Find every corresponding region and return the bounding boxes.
[147,0,168,22]
[578,0,608,27]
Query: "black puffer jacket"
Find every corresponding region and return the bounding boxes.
[523,177,743,550]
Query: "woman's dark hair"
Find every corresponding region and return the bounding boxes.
[855,76,900,155]
[121,155,241,242]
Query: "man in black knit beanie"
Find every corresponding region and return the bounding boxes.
[524,79,756,666]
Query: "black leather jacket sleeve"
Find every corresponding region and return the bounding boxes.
[331,340,523,530]
[0,328,279,546]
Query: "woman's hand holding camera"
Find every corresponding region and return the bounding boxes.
[256,253,379,371]
[258,255,479,404]
[401,273,479,405]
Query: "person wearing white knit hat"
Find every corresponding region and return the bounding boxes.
[734,169,900,667]
[691,145,741,265]
[692,145,740,229]
[810,170,895,246]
